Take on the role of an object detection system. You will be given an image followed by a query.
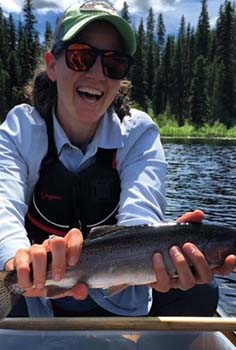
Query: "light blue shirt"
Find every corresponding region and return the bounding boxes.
[0,103,167,316]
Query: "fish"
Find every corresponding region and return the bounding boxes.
[0,222,236,319]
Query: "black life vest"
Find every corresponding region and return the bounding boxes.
[25,116,120,244]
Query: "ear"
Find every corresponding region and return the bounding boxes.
[45,52,57,81]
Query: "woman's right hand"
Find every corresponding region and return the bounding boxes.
[150,210,236,292]
[6,228,88,300]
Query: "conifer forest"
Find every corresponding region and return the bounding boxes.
[0,0,235,128]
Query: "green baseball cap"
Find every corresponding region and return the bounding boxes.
[52,1,136,56]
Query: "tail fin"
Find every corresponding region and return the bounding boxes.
[0,270,19,319]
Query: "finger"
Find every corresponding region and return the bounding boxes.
[65,228,84,266]
[49,236,67,281]
[177,210,205,223]
[24,287,48,298]
[30,244,47,289]
[169,246,195,290]
[14,249,32,289]
[213,255,236,276]
[63,284,89,300]
[150,253,172,293]
[49,284,89,300]
[42,236,54,252]
[183,243,213,284]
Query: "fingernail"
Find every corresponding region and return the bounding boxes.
[184,243,196,254]
[153,253,162,264]
[170,246,181,257]
[68,256,77,266]
[54,273,61,281]
[36,283,44,289]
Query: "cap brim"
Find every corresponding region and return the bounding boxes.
[63,14,136,56]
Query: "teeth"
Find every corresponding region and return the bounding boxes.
[77,87,103,96]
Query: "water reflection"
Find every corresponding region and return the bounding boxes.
[163,141,236,317]
[163,142,236,226]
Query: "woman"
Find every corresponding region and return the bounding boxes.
[0,1,235,318]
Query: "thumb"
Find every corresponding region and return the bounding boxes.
[177,209,205,223]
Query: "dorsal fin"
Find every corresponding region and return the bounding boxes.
[87,225,125,240]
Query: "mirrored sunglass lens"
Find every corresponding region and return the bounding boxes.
[103,54,130,79]
[65,44,131,79]
[66,46,97,71]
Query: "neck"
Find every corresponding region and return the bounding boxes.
[57,115,99,149]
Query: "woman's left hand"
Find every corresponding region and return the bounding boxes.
[150,210,236,292]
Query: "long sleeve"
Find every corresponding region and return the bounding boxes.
[117,109,166,225]
[0,104,47,269]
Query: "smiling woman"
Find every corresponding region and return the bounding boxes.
[0,0,235,320]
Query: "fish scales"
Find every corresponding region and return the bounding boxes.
[0,222,235,319]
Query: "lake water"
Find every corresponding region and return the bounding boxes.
[162,140,236,317]
[163,141,236,226]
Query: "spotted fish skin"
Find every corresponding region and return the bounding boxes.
[0,222,236,319]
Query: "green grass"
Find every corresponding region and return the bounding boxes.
[151,112,236,138]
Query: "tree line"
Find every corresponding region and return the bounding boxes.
[0,0,235,127]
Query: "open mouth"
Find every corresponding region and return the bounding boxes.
[76,87,104,102]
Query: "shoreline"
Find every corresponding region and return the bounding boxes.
[161,136,236,144]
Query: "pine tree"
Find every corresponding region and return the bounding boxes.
[22,0,38,81]
[215,0,236,126]
[43,21,53,51]
[7,50,22,106]
[0,59,10,120]
[8,14,17,51]
[146,8,155,100]
[121,1,130,23]
[195,0,210,58]
[171,16,187,125]
[153,35,175,115]
[210,59,226,122]
[183,23,195,118]
[157,13,166,59]
[131,19,148,111]
[152,13,167,115]
[120,1,134,81]
[189,55,209,126]
[0,8,9,69]
[17,19,31,86]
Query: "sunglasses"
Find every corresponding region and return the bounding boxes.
[64,43,133,80]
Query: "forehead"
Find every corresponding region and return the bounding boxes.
[74,20,124,51]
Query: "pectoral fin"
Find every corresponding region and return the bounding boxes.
[103,284,129,297]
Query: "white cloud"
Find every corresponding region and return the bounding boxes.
[0,0,181,14]
[0,0,21,13]
[114,0,180,13]
[0,0,75,14]
[0,0,225,34]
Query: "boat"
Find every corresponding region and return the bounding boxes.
[216,272,236,345]
[0,317,235,349]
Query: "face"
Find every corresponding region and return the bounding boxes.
[46,21,122,128]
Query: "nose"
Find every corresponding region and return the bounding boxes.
[85,55,105,80]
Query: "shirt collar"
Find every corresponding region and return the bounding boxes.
[52,108,124,155]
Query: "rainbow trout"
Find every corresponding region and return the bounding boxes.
[0,222,236,319]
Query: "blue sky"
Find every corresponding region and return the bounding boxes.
[0,0,225,39]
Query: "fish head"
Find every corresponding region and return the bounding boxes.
[204,236,236,267]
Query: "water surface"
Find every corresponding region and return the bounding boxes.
[163,142,236,226]
[162,140,236,317]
